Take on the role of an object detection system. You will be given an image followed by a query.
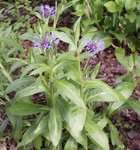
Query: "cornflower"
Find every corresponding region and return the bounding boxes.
[82,37,105,57]
[39,4,56,18]
[33,32,59,50]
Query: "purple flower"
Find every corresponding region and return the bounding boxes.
[39,4,56,18]
[39,5,45,15]
[82,37,105,55]
[49,7,56,16]
[41,40,51,49]
[33,32,59,50]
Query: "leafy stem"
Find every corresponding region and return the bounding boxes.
[77,49,84,97]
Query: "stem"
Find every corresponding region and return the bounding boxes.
[77,49,83,96]
[84,0,103,31]
[84,57,90,70]
[53,1,58,29]
[84,0,92,15]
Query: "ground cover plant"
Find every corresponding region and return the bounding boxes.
[0,0,140,149]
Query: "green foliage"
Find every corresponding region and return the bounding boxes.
[0,0,140,150]
[73,0,140,52]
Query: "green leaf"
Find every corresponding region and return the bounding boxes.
[0,38,24,51]
[64,65,81,84]
[115,47,134,71]
[125,12,136,23]
[0,63,13,83]
[136,16,140,30]
[85,80,125,102]
[85,120,109,150]
[91,63,100,79]
[107,82,135,116]
[109,123,124,148]
[67,105,86,138]
[5,77,34,93]
[7,102,49,116]
[9,58,27,72]
[134,54,140,68]
[0,118,9,138]
[21,63,49,78]
[73,17,81,45]
[19,32,35,41]
[54,80,86,109]
[18,116,48,147]
[33,12,43,20]
[127,100,140,115]
[104,1,118,13]
[29,64,50,76]
[97,118,108,129]
[96,31,112,48]
[109,31,125,43]
[64,137,78,150]
[34,136,42,150]
[12,117,23,142]
[53,31,76,51]
[56,98,87,149]
[13,84,46,101]
[48,109,62,147]
[69,130,87,149]
[115,82,135,99]
[115,0,125,6]
[125,0,136,11]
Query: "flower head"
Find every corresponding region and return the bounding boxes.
[41,39,51,49]
[82,37,105,57]
[39,4,56,18]
[39,5,45,15]
[32,32,59,50]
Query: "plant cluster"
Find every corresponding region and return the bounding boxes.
[0,0,140,150]
[72,0,140,52]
